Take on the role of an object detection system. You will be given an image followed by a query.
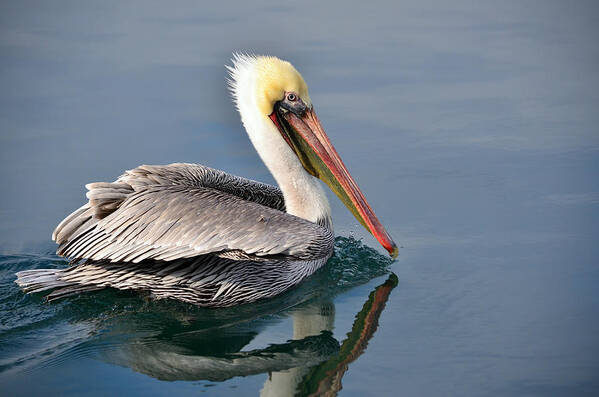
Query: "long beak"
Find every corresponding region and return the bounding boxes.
[271,106,398,258]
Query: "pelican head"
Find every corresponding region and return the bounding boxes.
[228,54,397,258]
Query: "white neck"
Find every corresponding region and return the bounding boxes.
[229,55,332,228]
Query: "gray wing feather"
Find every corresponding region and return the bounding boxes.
[54,163,333,263]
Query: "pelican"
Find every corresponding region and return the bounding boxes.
[16,54,397,307]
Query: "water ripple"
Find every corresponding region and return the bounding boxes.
[0,236,394,378]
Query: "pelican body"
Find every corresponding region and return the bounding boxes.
[16,55,397,307]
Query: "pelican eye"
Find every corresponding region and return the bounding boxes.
[286,93,297,102]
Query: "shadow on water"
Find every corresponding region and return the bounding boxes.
[0,237,397,396]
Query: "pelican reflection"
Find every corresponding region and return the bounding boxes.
[101,274,397,396]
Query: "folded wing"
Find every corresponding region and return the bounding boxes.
[53,163,334,263]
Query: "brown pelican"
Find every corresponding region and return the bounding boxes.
[15,54,397,307]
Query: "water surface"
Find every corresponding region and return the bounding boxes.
[1,1,598,395]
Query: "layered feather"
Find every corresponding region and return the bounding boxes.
[54,163,333,264]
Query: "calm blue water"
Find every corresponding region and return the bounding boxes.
[1,1,598,396]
